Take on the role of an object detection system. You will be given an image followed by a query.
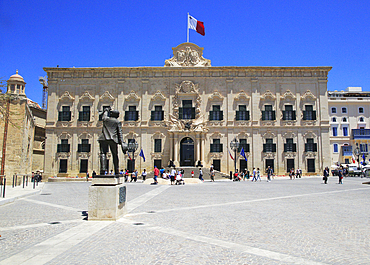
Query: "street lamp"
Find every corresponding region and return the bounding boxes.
[230,138,239,179]
[354,143,360,170]
[128,140,138,172]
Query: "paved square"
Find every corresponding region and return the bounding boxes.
[0,177,369,264]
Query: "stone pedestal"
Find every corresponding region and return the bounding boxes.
[88,175,126,221]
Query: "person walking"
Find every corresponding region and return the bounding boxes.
[266,166,273,182]
[210,168,215,182]
[86,171,89,182]
[252,168,257,182]
[256,168,261,181]
[338,167,343,184]
[323,167,329,184]
[199,168,204,181]
[171,167,176,185]
[142,169,147,182]
[153,166,159,184]
[92,170,97,178]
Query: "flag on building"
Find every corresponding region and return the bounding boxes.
[363,153,366,161]
[127,152,132,161]
[139,148,146,162]
[240,147,247,160]
[188,14,205,36]
[228,148,234,160]
[352,154,356,163]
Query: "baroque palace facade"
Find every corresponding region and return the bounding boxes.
[43,43,332,177]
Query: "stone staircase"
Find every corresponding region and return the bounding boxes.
[143,167,230,181]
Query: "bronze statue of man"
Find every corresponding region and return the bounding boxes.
[98,107,128,175]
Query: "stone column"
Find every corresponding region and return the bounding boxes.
[196,133,201,164]
[174,133,179,166]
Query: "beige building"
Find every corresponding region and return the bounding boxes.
[0,70,46,178]
[43,43,332,177]
[328,87,370,166]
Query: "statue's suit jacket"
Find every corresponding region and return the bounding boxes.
[98,111,124,144]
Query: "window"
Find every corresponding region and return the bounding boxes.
[333,143,338,153]
[210,139,223,153]
[332,127,337,136]
[341,107,347,114]
[305,138,317,152]
[303,105,316,120]
[360,144,368,153]
[236,105,250,121]
[342,117,347,122]
[262,105,275,120]
[59,159,68,173]
[359,117,365,122]
[154,139,162,153]
[78,106,90,122]
[284,138,296,152]
[80,159,88,173]
[359,107,364,114]
[332,117,337,123]
[343,127,348,137]
[179,100,195,119]
[58,106,71,121]
[57,139,70,152]
[209,105,223,121]
[78,139,91,152]
[263,139,276,152]
[99,105,111,121]
[307,159,315,172]
[282,105,296,120]
[151,106,164,121]
[238,139,250,152]
[331,107,337,114]
[125,106,138,121]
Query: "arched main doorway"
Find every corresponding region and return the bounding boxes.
[180,137,194,166]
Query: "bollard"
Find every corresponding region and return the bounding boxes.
[230,171,232,180]
[15,174,17,187]
[12,175,15,188]
[33,177,36,189]
[26,176,28,186]
[23,175,25,188]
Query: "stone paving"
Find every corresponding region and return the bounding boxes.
[0,177,369,264]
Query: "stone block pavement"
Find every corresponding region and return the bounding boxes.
[0,176,369,264]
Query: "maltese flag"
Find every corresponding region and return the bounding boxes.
[352,154,356,163]
[188,14,205,36]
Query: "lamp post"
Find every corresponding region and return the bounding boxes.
[354,143,360,170]
[230,138,239,179]
[128,140,138,172]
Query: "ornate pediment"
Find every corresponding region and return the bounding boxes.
[100,91,115,102]
[280,90,296,101]
[237,132,249,139]
[152,131,166,139]
[282,131,296,138]
[261,130,276,139]
[235,91,250,101]
[58,132,72,140]
[151,91,166,101]
[78,132,93,140]
[79,91,95,102]
[165,43,211,67]
[175,81,199,94]
[303,131,317,139]
[208,91,224,101]
[125,91,140,102]
[260,90,276,101]
[59,91,75,102]
[301,90,316,101]
[210,131,222,139]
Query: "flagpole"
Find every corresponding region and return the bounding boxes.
[187,13,189,43]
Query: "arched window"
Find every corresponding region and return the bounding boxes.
[342,117,347,122]
[359,117,365,122]
[332,117,337,122]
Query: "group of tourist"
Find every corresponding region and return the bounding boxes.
[323,166,345,184]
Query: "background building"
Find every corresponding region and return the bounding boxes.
[43,43,331,178]
[329,87,370,166]
[0,70,46,178]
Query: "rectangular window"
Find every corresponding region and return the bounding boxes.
[154,139,162,153]
[263,138,276,152]
[213,160,221,171]
[305,138,317,152]
[58,106,71,121]
[154,159,162,169]
[151,106,164,121]
[287,159,295,173]
[331,107,337,114]
[284,138,296,152]
[343,127,348,136]
[57,139,70,152]
[125,106,138,121]
[333,127,337,136]
[238,139,250,153]
[78,106,90,122]
[262,105,275,120]
[333,143,338,153]
[283,105,296,120]
[342,107,347,114]
[210,139,223,153]
[360,144,368,153]
[78,139,91,152]
[303,105,316,120]
[179,100,195,119]
[209,105,223,121]
[236,105,250,121]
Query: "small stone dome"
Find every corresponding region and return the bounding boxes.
[8,70,25,83]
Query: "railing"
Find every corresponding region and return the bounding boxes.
[352,129,370,139]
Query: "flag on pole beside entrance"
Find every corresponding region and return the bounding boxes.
[240,147,247,160]
[352,154,356,163]
[228,148,234,160]
[363,153,365,161]
[188,14,205,36]
[139,148,146,162]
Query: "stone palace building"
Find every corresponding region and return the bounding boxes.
[43,43,332,177]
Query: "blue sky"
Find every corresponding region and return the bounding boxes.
[1,0,369,105]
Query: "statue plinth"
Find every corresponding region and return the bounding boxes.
[88,174,126,221]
